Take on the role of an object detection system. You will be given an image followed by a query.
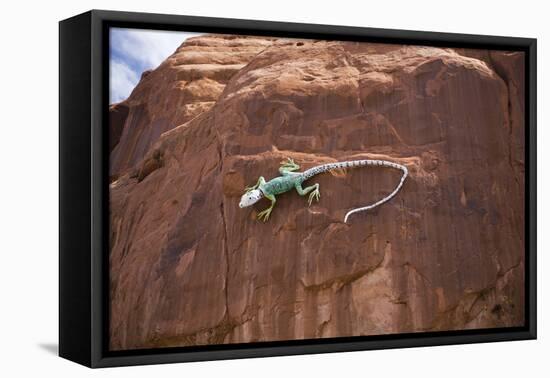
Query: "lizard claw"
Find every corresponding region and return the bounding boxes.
[308,188,320,206]
[280,157,300,172]
[281,157,295,165]
[257,207,273,222]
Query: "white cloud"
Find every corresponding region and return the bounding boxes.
[109,28,203,103]
[109,60,139,104]
[112,28,201,69]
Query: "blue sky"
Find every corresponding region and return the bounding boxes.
[109,28,203,104]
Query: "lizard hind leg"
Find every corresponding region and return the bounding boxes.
[295,183,320,206]
[279,157,300,174]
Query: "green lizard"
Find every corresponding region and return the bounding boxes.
[239,157,408,223]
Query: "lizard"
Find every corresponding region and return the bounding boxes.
[239,157,408,223]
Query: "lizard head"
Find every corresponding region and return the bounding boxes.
[239,189,263,208]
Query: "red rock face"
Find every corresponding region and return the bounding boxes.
[109,35,525,350]
[109,35,276,180]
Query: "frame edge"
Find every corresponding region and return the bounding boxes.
[82,9,537,368]
[59,11,93,368]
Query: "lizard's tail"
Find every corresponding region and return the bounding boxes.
[301,159,408,223]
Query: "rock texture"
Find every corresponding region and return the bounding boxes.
[109,35,275,180]
[109,35,525,351]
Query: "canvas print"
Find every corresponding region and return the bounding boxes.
[108,27,526,351]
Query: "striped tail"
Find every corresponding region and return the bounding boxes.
[301,159,408,223]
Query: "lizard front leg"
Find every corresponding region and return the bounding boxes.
[245,176,266,193]
[257,193,276,222]
[295,182,320,206]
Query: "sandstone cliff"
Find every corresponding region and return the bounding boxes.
[109,35,525,350]
[109,35,276,179]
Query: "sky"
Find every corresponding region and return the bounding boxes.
[109,28,203,104]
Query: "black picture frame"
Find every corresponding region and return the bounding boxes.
[59,9,537,368]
